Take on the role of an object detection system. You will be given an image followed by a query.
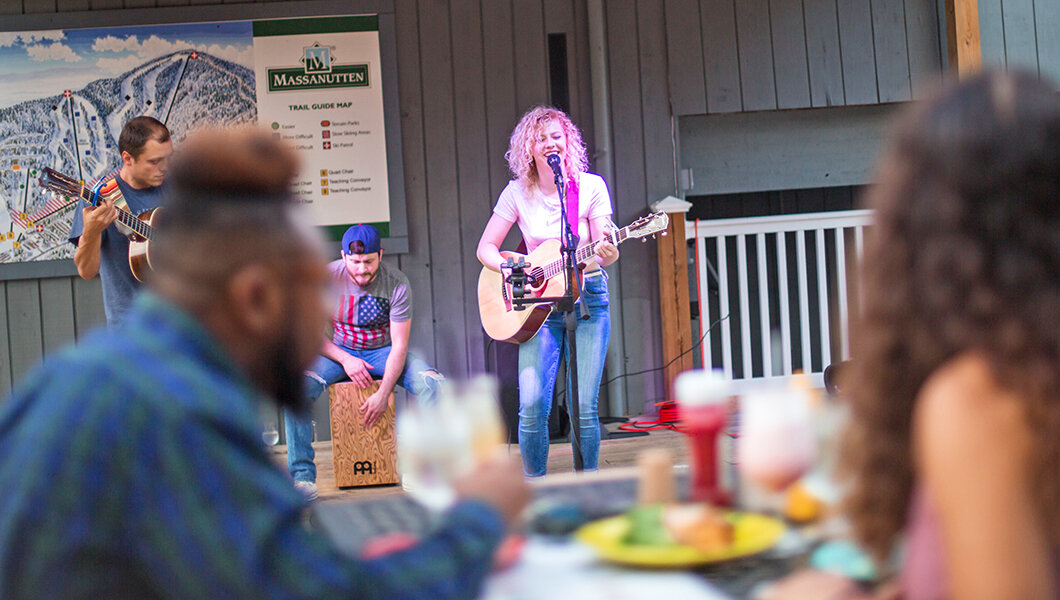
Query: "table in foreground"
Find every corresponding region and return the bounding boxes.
[311,468,805,599]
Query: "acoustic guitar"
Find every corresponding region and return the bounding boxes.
[39,167,158,282]
[478,211,669,343]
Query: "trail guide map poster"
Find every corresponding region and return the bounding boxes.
[0,15,389,265]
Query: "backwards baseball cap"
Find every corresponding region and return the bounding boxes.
[341,224,382,254]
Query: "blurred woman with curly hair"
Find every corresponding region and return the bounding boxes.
[477,106,619,476]
[840,70,1060,599]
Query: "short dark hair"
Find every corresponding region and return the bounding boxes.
[118,116,171,158]
[348,240,366,254]
[151,128,304,290]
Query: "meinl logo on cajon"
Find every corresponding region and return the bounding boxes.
[352,460,374,475]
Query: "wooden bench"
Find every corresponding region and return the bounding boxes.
[328,381,399,487]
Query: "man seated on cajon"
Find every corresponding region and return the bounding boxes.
[284,224,443,501]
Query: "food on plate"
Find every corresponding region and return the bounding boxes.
[623,503,735,553]
[661,503,735,553]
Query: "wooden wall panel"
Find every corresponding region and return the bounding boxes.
[662,0,945,114]
[607,0,666,410]
[417,0,468,377]
[804,0,846,107]
[1037,0,1060,84]
[679,104,897,196]
[905,0,943,98]
[638,0,674,205]
[451,0,490,374]
[39,277,75,353]
[977,0,1007,69]
[394,0,437,370]
[0,282,10,397]
[663,0,707,115]
[1001,0,1039,73]
[837,0,880,105]
[700,0,742,113]
[734,0,777,112]
[57,0,88,10]
[71,275,105,339]
[6,280,43,388]
[769,0,812,109]
[482,0,519,202]
[871,0,912,102]
[571,1,595,145]
[512,0,550,110]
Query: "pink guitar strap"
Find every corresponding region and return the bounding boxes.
[565,173,579,242]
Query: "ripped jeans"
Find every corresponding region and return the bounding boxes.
[518,270,610,477]
[284,345,442,483]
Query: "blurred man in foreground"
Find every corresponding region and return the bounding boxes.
[0,128,529,599]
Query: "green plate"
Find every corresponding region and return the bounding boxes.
[575,510,785,567]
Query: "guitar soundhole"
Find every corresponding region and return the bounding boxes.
[528,267,545,288]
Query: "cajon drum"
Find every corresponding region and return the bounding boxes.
[329,381,399,487]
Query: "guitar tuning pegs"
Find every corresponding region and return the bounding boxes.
[641,238,647,243]
[660,231,668,236]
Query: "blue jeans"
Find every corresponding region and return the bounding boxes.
[285,345,441,482]
[518,271,610,476]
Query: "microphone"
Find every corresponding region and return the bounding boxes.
[546,153,562,178]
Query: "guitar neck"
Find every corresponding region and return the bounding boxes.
[541,226,631,280]
[78,184,154,240]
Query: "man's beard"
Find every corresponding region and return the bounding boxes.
[266,300,313,413]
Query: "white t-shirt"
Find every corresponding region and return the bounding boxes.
[493,172,613,253]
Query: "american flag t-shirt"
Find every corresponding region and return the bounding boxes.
[328,260,412,351]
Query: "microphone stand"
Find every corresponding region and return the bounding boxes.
[507,155,586,471]
[554,159,585,472]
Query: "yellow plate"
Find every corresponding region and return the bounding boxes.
[575,511,785,567]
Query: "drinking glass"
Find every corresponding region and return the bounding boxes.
[739,386,816,495]
[261,407,280,448]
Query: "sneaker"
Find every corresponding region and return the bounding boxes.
[293,480,318,502]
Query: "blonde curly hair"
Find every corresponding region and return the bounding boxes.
[505,106,589,188]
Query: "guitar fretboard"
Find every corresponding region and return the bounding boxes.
[538,227,630,280]
[89,185,155,241]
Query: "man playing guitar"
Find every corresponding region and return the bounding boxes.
[68,116,172,326]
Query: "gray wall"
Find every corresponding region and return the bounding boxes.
[664,0,946,115]
[979,0,1060,85]
[0,272,106,396]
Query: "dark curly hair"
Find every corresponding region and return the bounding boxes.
[839,70,1060,561]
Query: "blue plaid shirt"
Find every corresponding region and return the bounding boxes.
[0,293,504,599]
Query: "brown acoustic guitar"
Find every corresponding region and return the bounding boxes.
[478,211,669,343]
[39,167,158,282]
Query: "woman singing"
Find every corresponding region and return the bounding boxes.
[477,106,618,476]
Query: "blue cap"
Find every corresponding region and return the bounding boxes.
[341,224,381,254]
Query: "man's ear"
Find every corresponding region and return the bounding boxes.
[226,263,285,338]
[121,150,134,167]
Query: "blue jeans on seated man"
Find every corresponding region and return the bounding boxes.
[284,345,442,483]
[518,271,610,477]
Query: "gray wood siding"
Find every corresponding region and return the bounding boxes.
[664,0,945,115]
[0,275,106,396]
[978,0,1060,86]
[679,104,898,196]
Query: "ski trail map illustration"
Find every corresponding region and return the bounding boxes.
[0,15,389,265]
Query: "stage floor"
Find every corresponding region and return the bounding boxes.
[270,424,688,503]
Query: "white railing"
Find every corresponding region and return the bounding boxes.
[686,210,873,392]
